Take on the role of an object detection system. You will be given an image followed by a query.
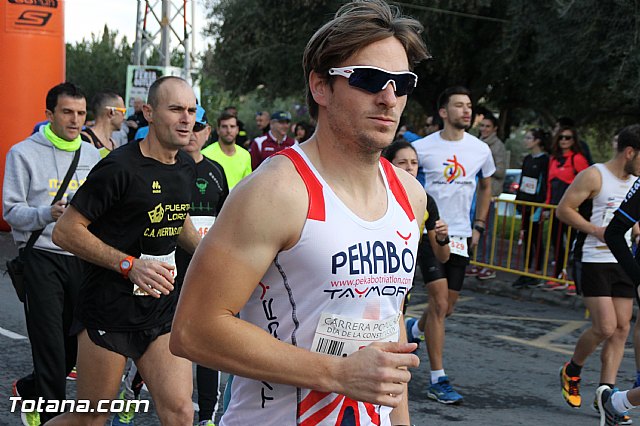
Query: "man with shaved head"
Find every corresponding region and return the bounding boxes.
[48,76,201,425]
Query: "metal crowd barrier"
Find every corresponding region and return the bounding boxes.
[470,197,575,286]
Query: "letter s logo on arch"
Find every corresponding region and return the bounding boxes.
[9,0,59,6]
[15,10,52,27]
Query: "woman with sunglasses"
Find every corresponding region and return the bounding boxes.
[512,128,550,288]
[543,126,590,291]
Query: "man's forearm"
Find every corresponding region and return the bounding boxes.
[177,215,200,254]
[556,207,596,235]
[52,209,127,273]
[475,181,492,222]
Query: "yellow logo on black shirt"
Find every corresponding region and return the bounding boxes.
[152,181,161,194]
[148,203,165,223]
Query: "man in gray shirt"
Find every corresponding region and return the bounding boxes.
[3,82,100,424]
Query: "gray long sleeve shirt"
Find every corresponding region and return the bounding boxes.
[3,128,101,253]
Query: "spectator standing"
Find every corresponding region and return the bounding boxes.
[512,128,550,288]
[201,112,252,189]
[249,111,296,169]
[554,116,593,165]
[294,121,314,143]
[125,97,148,142]
[254,110,270,139]
[542,126,589,292]
[472,113,506,280]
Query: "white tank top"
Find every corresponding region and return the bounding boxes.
[221,145,420,426]
[580,163,634,262]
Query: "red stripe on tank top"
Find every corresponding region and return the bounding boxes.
[277,148,326,221]
[380,157,415,222]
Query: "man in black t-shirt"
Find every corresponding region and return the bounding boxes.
[49,76,201,425]
[179,104,228,425]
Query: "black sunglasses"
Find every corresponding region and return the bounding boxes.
[328,66,418,97]
[193,122,207,133]
[558,134,573,141]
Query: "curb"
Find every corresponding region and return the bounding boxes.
[463,272,585,311]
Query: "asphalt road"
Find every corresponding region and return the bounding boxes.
[0,230,635,425]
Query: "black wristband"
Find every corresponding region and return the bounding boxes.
[474,224,485,234]
[436,236,450,246]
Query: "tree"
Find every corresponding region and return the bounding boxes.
[66,25,132,115]
[201,0,640,147]
[202,0,340,100]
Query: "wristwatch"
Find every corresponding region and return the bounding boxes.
[436,235,450,246]
[119,256,135,279]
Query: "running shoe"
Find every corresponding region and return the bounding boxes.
[593,392,632,425]
[597,386,626,426]
[566,284,577,296]
[427,376,463,404]
[512,276,542,289]
[543,281,569,291]
[198,421,216,426]
[405,317,422,345]
[20,412,40,426]
[111,390,136,426]
[465,265,480,277]
[67,366,77,381]
[477,268,496,280]
[13,379,40,426]
[559,363,581,408]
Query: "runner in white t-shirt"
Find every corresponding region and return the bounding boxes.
[410,86,495,404]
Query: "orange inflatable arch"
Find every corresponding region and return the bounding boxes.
[0,0,65,231]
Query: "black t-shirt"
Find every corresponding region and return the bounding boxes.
[606,179,640,289]
[425,191,440,232]
[516,153,549,204]
[70,142,196,331]
[175,156,229,287]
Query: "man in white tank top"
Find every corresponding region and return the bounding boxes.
[555,126,640,418]
[171,1,430,425]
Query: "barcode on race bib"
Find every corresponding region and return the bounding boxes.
[315,338,345,356]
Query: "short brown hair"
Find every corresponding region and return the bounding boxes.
[303,0,429,120]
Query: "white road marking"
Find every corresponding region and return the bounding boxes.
[0,326,27,340]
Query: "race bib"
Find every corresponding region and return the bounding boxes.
[190,215,216,238]
[520,176,537,195]
[449,236,468,257]
[310,312,401,357]
[133,251,177,296]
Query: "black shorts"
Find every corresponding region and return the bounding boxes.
[417,238,469,292]
[418,238,446,283]
[574,261,634,298]
[84,321,172,360]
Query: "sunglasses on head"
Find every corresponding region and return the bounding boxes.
[328,66,418,97]
[558,134,573,141]
[107,106,127,115]
[193,122,207,133]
